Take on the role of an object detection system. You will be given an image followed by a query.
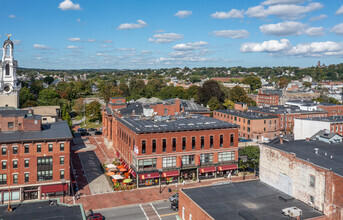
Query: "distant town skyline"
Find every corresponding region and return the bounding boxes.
[1,0,343,69]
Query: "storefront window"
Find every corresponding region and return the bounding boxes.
[138,158,157,170]
[200,153,213,164]
[162,157,176,168]
[218,152,235,162]
[182,155,195,165]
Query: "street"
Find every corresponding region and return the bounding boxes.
[94,200,178,220]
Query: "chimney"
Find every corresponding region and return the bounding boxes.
[306,137,310,141]
[280,135,283,144]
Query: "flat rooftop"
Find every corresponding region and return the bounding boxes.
[216,109,278,120]
[183,180,324,220]
[0,121,73,143]
[117,115,238,134]
[297,116,343,123]
[266,139,343,176]
[0,199,85,220]
[249,105,327,115]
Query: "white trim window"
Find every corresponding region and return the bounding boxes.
[162,157,176,168]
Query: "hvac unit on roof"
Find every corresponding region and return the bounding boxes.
[282,207,302,218]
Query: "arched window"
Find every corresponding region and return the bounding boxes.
[5,64,9,76]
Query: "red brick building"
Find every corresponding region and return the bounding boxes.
[0,110,72,203]
[318,103,343,116]
[103,112,239,187]
[248,89,280,106]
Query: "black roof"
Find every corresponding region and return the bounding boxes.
[183,180,323,220]
[119,102,144,116]
[3,39,14,47]
[117,115,238,134]
[0,110,28,117]
[299,116,343,123]
[216,109,278,120]
[0,199,85,220]
[249,105,327,115]
[0,121,73,143]
[266,139,343,176]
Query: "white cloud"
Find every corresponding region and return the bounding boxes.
[305,27,324,36]
[67,45,82,49]
[154,29,165,33]
[117,48,135,51]
[211,9,244,19]
[332,23,343,35]
[76,18,81,22]
[36,57,43,60]
[103,40,113,43]
[241,39,343,57]
[149,33,184,43]
[260,21,324,36]
[68,37,82,42]
[336,6,343,15]
[309,14,327,22]
[174,10,192,18]
[100,45,113,48]
[87,39,96,42]
[33,44,51,50]
[8,15,15,18]
[173,41,208,51]
[262,0,306,5]
[212,30,249,39]
[117,20,147,30]
[58,0,81,11]
[246,2,323,19]
[13,40,21,45]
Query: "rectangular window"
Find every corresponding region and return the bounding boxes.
[162,157,177,168]
[60,157,65,165]
[24,173,29,183]
[48,144,53,152]
[192,137,195,150]
[13,174,18,184]
[200,153,213,164]
[60,170,65,179]
[2,161,7,169]
[182,155,195,165]
[164,108,168,115]
[37,144,41,153]
[8,122,14,129]
[309,175,315,188]
[24,159,29,168]
[182,137,186,151]
[230,134,234,146]
[0,174,7,185]
[247,127,250,132]
[247,120,250,125]
[220,135,223,148]
[1,148,6,155]
[13,160,18,169]
[60,143,64,151]
[37,156,53,181]
[138,158,157,170]
[152,140,156,153]
[201,136,204,149]
[162,139,166,152]
[310,195,315,204]
[142,140,146,154]
[13,147,17,155]
[24,145,29,154]
[172,138,176,152]
[210,136,213,148]
[218,152,235,162]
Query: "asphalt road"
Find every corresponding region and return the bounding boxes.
[94,200,178,220]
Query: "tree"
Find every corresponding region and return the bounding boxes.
[118,83,130,97]
[74,98,84,115]
[242,76,262,91]
[278,77,289,88]
[239,145,260,174]
[30,80,44,95]
[43,76,54,85]
[19,87,36,107]
[38,89,61,106]
[302,81,312,88]
[223,99,235,109]
[207,97,222,111]
[197,80,225,105]
[228,86,255,106]
[86,101,101,122]
[187,85,199,100]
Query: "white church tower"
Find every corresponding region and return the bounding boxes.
[0,34,20,108]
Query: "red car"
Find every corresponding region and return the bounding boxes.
[87,213,104,220]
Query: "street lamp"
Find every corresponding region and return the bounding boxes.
[158,169,163,193]
[61,179,66,203]
[240,156,248,181]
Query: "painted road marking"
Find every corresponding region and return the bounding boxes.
[150,203,162,220]
[160,213,178,217]
[139,204,149,220]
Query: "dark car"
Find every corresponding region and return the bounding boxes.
[77,128,86,132]
[87,213,104,220]
[171,200,178,211]
[169,193,178,202]
[88,128,97,132]
[94,131,102,135]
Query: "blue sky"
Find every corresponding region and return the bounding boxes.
[1,0,343,69]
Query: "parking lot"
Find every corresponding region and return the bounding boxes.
[94,200,178,220]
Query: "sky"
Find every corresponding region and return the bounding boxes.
[1,0,343,69]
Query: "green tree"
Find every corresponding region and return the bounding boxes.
[223,99,235,109]
[118,83,130,97]
[242,76,262,91]
[197,80,225,105]
[278,77,289,89]
[38,89,61,106]
[239,145,260,174]
[228,86,255,106]
[43,76,54,85]
[86,101,102,122]
[187,85,199,100]
[207,97,222,111]
[302,81,312,88]
[19,87,36,107]
[30,80,44,95]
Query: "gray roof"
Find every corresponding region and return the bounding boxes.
[216,109,278,120]
[266,139,343,176]
[117,115,238,134]
[249,105,327,115]
[298,116,343,123]
[119,102,144,116]
[0,110,28,117]
[0,199,85,220]
[310,130,341,140]
[183,180,323,220]
[0,121,73,143]
[260,89,282,96]
[166,98,210,113]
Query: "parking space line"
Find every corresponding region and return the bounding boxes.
[139,204,149,220]
[160,213,178,217]
[150,203,162,220]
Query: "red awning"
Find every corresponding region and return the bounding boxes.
[217,164,238,171]
[139,172,159,180]
[41,184,68,193]
[116,151,120,158]
[199,166,216,173]
[162,170,179,178]
[131,170,137,178]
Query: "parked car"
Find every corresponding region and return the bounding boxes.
[77,128,86,132]
[169,193,178,202]
[171,200,178,211]
[88,128,97,132]
[87,213,104,220]
[94,131,102,135]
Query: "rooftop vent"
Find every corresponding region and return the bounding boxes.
[314,148,319,154]
[282,207,302,218]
